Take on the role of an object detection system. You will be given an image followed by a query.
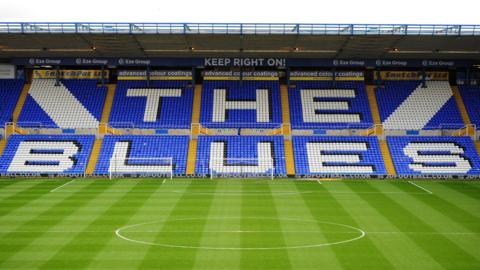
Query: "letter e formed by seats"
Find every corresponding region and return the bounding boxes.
[301,89,360,123]
[306,142,374,173]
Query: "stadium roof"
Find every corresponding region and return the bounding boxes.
[1,23,480,60]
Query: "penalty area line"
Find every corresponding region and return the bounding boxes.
[50,179,75,193]
[407,181,433,194]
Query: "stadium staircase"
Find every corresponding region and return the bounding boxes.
[365,85,382,132]
[100,84,116,123]
[280,83,295,175]
[0,139,6,156]
[85,139,102,174]
[475,141,480,157]
[12,83,30,122]
[451,85,475,136]
[379,140,396,175]
[186,84,202,175]
[86,83,117,174]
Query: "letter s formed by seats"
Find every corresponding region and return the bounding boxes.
[403,142,471,174]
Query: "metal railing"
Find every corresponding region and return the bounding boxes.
[0,23,478,36]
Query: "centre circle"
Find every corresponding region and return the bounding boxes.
[115,217,365,250]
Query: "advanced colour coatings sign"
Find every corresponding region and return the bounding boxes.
[11,58,473,68]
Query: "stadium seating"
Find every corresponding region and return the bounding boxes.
[377,81,463,130]
[288,81,373,129]
[458,85,480,127]
[94,135,190,175]
[18,79,106,128]
[0,134,94,174]
[4,72,480,178]
[292,136,387,175]
[387,136,480,175]
[109,80,193,128]
[195,135,286,175]
[200,80,282,128]
[0,79,24,125]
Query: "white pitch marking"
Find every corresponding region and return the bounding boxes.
[316,180,322,185]
[366,231,479,235]
[114,217,366,250]
[1,230,478,236]
[48,190,431,195]
[408,181,433,194]
[50,179,76,193]
[162,179,166,184]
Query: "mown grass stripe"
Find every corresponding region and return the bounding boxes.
[240,181,292,269]
[268,180,343,269]
[86,180,193,269]
[137,180,219,269]
[5,180,130,269]
[294,181,395,270]
[192,180,242,269]
[0,180,114,267]
[0,179,23,188]
[443,182,480,200]
[324,181,443,269]
[39,180,164,269]
[347,181,480,269]
[390,181,480,234]
[0,181,61,217]
[425,183,480,218]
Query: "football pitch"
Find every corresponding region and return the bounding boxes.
[0,178,479,269]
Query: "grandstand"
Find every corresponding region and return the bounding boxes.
[2,68,479,178]
[0,22,479,269]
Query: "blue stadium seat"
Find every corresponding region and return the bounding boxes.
[387,136,480,175]
[0,79,24,125]
[200,80,282,128]
[94,135,190,175]
[195,135,286,175]
[18,79,106,128]
[109,80,193,128]
[0,134,94,174]
[459,85,480,127]
[376,81,463,130]
[292,136,386,175]
[289,81,373,129]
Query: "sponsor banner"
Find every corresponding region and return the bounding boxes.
[32,69,109,79]
[0,64,15,79]
[203,71,279,81]
[289,71,364,81]
[117,70,192,80]
[420,60,456,67]
[374,71,449,81]
[75,58,110,65]
[12,57,473,68]
[374,60,409,67]
[204,58,286,67]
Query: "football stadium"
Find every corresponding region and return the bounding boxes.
[0,21,479,269]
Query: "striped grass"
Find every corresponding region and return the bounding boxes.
[0,178,478,269]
